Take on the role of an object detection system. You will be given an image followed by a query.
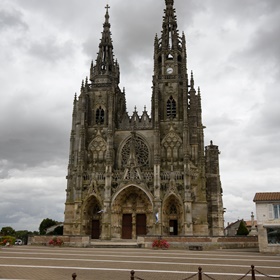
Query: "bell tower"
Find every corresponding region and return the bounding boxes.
[89,4,126,129]
[64,5,127,237]
[152,0,188,122]
[151,0,218,236]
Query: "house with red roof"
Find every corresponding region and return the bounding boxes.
[253,192,280,253]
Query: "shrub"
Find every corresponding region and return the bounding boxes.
[0,236,16,246]
[236,220,249,236]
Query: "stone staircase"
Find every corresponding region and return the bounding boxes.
[90,239,140,248]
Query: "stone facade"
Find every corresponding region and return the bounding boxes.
[63,0,224,240]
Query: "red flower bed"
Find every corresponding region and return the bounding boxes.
[49,237,64,246]
[152,239,170,249]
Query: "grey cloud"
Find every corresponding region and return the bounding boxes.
[82,37,100,60]
[14,0,106,38]
[27,37,76,63]
[246,26,280,74]
[0,188,65,230]
[0,167,66,231]
[224,2,280,79]
[253,106,280,136]
[0,7,28,31]
[205,0,280,23]
[0,97,70,171]
[0,134,68,169]
[244,80,280,137]
[0,160,10,179]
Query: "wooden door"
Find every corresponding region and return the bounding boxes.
[136,214,146,236]
[91,219,100,239]
[122,214,132,239]
[169,219,178,235]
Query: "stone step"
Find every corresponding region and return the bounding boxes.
[90,240,139,248]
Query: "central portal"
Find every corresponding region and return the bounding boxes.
[111,185,153,239]
[122,213,147,239]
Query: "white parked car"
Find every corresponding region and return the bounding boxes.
[14,239,23,245]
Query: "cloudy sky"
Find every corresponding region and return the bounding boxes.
[1,0,279,232]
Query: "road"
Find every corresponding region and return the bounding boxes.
[0,246,279,280]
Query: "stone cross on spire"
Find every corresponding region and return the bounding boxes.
[105,4,110,13]
[165,0,174,5]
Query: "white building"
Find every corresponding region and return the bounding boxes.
[253,192,280,253]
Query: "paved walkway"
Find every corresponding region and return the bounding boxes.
[0,246,279,280]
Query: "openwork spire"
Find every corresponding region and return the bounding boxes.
[161,0,179,50]
[95,4,114,74]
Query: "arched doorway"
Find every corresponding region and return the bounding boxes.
[83,196,102,239]
[163,194,183,236]
[111,185,153,239]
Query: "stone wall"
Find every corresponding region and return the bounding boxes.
[28,235,258,250]
[28,235,91,247]
[141,236,258,250]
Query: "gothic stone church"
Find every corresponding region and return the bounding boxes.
[64,0,224,240]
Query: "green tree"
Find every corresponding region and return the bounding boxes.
[0,226,16,236]
[236,220,249,236]
[15,230,29,245]
[39,218,57,235]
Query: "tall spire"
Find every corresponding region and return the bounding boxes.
[94,4,115,76]
[90,4,120,84]
[161,0,179,50]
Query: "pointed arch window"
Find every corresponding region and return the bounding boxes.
[96,106,105,124]
[167,96,176,118]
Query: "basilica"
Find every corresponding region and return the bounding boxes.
[63,0,224,239]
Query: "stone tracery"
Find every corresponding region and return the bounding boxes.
[88,134,107,164]
[121,135,149,167]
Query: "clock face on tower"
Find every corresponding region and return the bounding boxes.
[166,67,173,74]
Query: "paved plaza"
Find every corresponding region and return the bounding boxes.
[0,246,280,280]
